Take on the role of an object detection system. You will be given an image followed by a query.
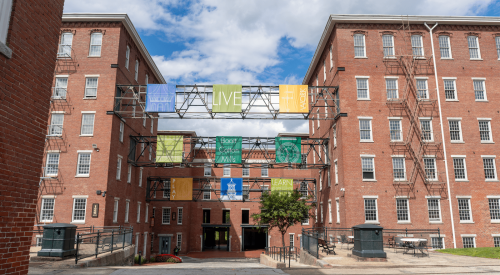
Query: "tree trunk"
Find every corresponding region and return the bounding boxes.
[281,232,285,247]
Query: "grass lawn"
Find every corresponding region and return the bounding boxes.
[437,247,500,259]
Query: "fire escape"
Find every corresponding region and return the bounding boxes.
[384,21,446,198]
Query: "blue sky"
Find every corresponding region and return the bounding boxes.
[65,0,500,136]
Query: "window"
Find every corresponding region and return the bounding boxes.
[72,198,87,222]
[483,158,497,180]
[177,233,182,251]
[162,208,171,224]
[89,32,102,56]
[389,119,402,141]
[143,114,146,127]
[223,164,231,177]
[392,158,405,181]
[427,198,441,222]
[0,0,13,45]
[116,156,122,180]
[81,113,95,136]
[178,208,183,225]
[302,212,309,225]
[163,180,170,199]
[261,164,268,177]
[40,198,55,222]
[119,121,124,142]
[203,184,211,200]
[45,153,60,176]
[77,153,91,176]
[58,32,73,58]
[113,199,119,223]
[300,182,308,199]
[145,74,149,85]
[386,78,398,99]
[242,209,249,224]
[145,204,148,223]
[361,157,375,180]
[431,237,444,249]
[150,118,154,134]
[127,164,132,183]
[262,186,269,195]
[424,157,437,181]
[135,59,139,81]
[334,160,338,184]
[467,36,481,59]
[328,200,332,223]
[132,99,136,117]
[336,199,340,223]
[140,143,145,157]
[243,186,249,200]
[463,237,475,248]
[333,125,337,147]
[417,79,428,99]
[496,36,500,59]
[488,198,500,221]
[203,209,210,224]
[411,35,424,56]
[242,167,249,177]
[149,145,152,161]
[444,79,457,100]
[473,80,486,101]
[323,60,326,81]
[495,237,500,248]
[84,77,98,98]
[136,202,141,223]
[382,35,394,57]
[479,120,492,142]
[356,78,369,99]
[439,35,452,58]
[458,198,472,222]
[329,45,333,69]
[420,119,433,141]
[222,209,230,224]
[125,45,130,69]
[453,158,467,180]
[359,119,372,141]
[449,120,462,142]
[320,202,323,223]
[125,201,130,223]
[353,34,365,57]
[53,77,68,99]
[203,164,211,176]
[364,198,378,222]
[36,236,43,247]
[290,233,295,248]
[139,167,143,187]
[396,199,410,222]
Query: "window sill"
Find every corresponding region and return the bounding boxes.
[390,140,404,143]
[83,98,97,100]
[364,221,380,224]
[80,135,94,137]
[357,98,371,101]
[481,141,494,144]
[414,57,426,59]
[455,179,469,182]
[71,221,85,224]
[354,56,368,59]
[459,221,474,224]
[87,56,101,58]
[360,140,374,143]
[490,220,500,224]
[75,175,90,178]
[429,221,443,224]
[0,41,12,59]
[441,58,454,60]
[446,99,459,102]
[397,222,412,224]
[362,179,377,182]
[475,100,489,102]
[451,141,465,144]
[470,58,483,61]
[383,56,397,59]
[162,223,170,225]
[485,179,499,182]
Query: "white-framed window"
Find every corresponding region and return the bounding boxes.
[488,198,500,221]
[204,164,211,176]
[45,153,60,176]
[132,99,136,117]
[0,0,13,45]
[424,157,437,181]
[320,202,324,223]
[327,170,331,187]
[416,79,428,99]
[396,198,410,222]
[139,167,143,187]
[334,160,338,184]
[116,156,122,180]
[302,213,309,225]
[329,45,333,69]
[458,198,473,222]
[113,199,119,223]
[336,199,340,223]
[58,32,73,58]
[431,237,445,249]
[125,45,130,69]
[323,60,326,81]
[483,157,497,180]
[177,233,182,251]
[223,164,231,177]
[163,180,170,199]
[444,79,457,100]
[40,198,55,222]
[382,34,394,57]
[427,198,442,222]
[178,208,183,225]
[364,198,378,223]
[36,236,43,247]
[80,113,95,136]
[53,77,68,99]
[72,198,87,222]
[316,109,320,129]
[143,114,147,127]
[386,78,398,99]
[411,35,424,56]
[243,185,249,200]
[162,207,171,224]
[462,236,475,248]
[333,124,337,147]
[125,200,130,223]
[140,143,145,157]
[420,119,433,141]
[389,119,402,141]
[203,184,211,200]
[261,164,268,177]
[392,157,406,181]
[145,73,149,85]
[300,181,308,199]
[328,200,332,224]
[478,120,492,142]
[137,202,141,223]
[127,164,132,183]
[89,32,102,56]
[453,157,467,180]
[289,233,295,248]
[119,121,124,142]
[149,145,152,161]
[361,157,375,180]
[84,77,98,98]
[496,36,500,59]
[135,59,139,81]
[356,78,369,100]
[439,35,452,58]
[150,118,154,134]
[242,167,249,177]
[495,236,500,248]
[145,204,149,223]
[76,153,91,176]
[473,80,487,101]
[353,34,366,57]
[468,36,481,59]
[359,118,372,142]
[448,120,462,142]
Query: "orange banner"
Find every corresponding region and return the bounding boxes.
[279,85,309,113]
[171,178,193,201]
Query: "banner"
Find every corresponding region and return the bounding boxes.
[220,178,243,201]
[271,178,293,193]
[145,83,176,112]
[215,136,242,163]
[171,178,193,200]
[275,137,302,163]
[212,84,242,113]
[156,135,183,163]
[279,85,309,113]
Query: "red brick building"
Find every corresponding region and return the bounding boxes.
[304,15,500,249]
[0,1,65,274]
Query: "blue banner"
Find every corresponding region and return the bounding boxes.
[220,178,243,201]
[145,83,176,112]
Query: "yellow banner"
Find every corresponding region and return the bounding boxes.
[156,135,183,163]
[171,178,193,201]
[279,85,309,113]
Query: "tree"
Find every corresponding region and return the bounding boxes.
[252,189,312,247]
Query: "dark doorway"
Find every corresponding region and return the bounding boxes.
[203,226,229,251]
[242,227,267,251]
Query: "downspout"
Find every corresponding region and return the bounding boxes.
[425,22,457,248]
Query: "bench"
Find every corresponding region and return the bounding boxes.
[318,239,336,255]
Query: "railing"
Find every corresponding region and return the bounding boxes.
[264,246,299,268]
[31,226,127,246]
[46,125,63,137]
[383,228,443,249]
[75,227,133,264]
[57,45,72,59]
[51,87,67,100]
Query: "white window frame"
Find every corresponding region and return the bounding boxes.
[448,118,463,143]
[177,233,182,251]
[53,76,68,99]
[119,121,124,142]
[84,77,98,99]
[478,119,493,143]
[139,167,143,187]
[389,118,403,142]
[57,32,73,58]
[127,164,132,183]
[382,34,394,57]
[482,156,498,181]
[359,117,373,142]
[162,207,171,225]
[467,36,481,59]
[419,118,434,142]
[320,202,324,223]
[323,60,326,82]
[496,36,500,60]
[462,235,476,248]
[145,204,149,223]
[135,59,139,81]
[457,196,473,223]
[0,0,13,45]
[363,196,379,224]
[243,185,249,201]
[45,152,60,177]
[336,199,340,223]
[40,197,55,222]
[150,118,154,134]
[113,199,119,223]
[142,114,147,128]
[443,78,457,101]
[203,184,211,200]
[116,155,122,180]
[178,207,183,225]
[76,152,92,177]
[328,199,332,224]
[392,156,406,181]
[333,124,337,147]
[451,156,468,181]
[223,164,231,177]
[426,197,442,223]
[473,79,487,101]
[137,202,141,223]
[416,78,429,100]
[261,164,268,177]
[334,160,338,184]
[71,197,87,223]
[396,198,411,223]
[353,34,366,58]
[385,77,399,100]
[424,156,438,181]
[487,196,500,223]
[411,35,424,57]
[439,35,452,59]
[80,112,95,136]
[361,155,376,181]
[289,233,295,249]
[89,32,102,57]
[125,200,130,223]
[204,163,211,177]
[125,45,130,69]
[329,45,333,69]
[49,113,64,136]
[242,166,250,177]
[356,77,370,100]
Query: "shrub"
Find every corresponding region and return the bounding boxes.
[150,256,156,262]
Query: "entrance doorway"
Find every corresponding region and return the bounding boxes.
[159,236,171,254]
[203,226,230,251]
[242,226,267,251]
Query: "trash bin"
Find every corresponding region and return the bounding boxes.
[352,224,386,258]
[37,223,77,257]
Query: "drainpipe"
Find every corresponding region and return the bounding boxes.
[425,22,457,248]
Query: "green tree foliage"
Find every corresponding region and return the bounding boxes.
[252,190,312,247]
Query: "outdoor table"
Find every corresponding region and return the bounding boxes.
[401,238,427,256]
[348,236,354,239]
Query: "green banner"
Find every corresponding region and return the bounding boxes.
[215,136,242,163]
[212,84,242,113]
[275,137,301,163]
[271,178,293,193]
[156,135,183,163]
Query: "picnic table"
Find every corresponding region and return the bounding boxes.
[401,238,429,257]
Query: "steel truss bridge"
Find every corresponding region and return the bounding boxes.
[129,136,330,169]
[147,177,317,202]
[108,85,344,120]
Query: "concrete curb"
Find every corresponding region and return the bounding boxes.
[260,254,286,269]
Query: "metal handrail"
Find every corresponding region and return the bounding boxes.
[75,226,133,264]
